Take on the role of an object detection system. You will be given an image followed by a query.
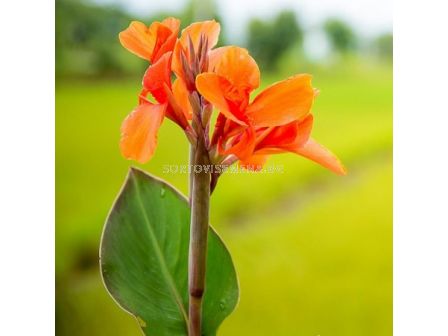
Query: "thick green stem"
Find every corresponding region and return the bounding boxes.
[188,138,210,336]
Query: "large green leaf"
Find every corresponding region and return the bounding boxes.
[100,168,239,336]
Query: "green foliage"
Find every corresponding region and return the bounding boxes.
[247,11,303,70]
[323,18,357,54]
[56,0,143,77]
[373,33,393,60]
[56,0,227,77]
[100,168,239,335]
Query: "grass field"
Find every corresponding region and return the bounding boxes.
[56,60,392,335]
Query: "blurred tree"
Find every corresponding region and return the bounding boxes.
[56,0,142,77]
[323,18,357,54]
[56,0,227,77]
[247,11,303,71]
[373,33,393,60]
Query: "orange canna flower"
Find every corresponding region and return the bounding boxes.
[196,46,314,157]
[117,18,345,176]
[196,46,345,175]
[197,46,314,128]
[119,17,182,163]
[118,18,219,163]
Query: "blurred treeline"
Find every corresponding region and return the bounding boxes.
[56,0,392,78]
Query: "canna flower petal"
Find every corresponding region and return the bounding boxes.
[179,20,220,50]
[172,78,193,120]
[119,18,180,63]
[210,113,246,147]
[161,82,190,129]
[151,18,181,62]
[236,115,314,168]
[293,138,347,175]
[119,21,155,61]
[292,113,314,148]
[256,123,302,153]
[219,127,256,160]
[196,73,248,125]
[160,17,180,32]
[120,103,166,163]
[259,114,314,154]
[239,154,269,171]
[197,47,260,125]
[247,74,315,127]
[142,52,172,104]
[208,46,229,71]
[208,46,260,92]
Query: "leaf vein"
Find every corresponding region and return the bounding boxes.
[131,173,189,327]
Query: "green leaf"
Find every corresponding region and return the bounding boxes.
[100,168,239,336]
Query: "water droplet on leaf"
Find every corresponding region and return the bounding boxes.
[160,187,166,198]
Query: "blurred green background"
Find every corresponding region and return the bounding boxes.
[56,0,392,334]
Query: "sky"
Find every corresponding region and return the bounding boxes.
[95,0,392,40]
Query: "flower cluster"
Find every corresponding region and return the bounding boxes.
[119,17,346,183]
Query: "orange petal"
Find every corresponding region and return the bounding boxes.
[257,123,300,151]
[208,46,229,71]
[162,83,189,129]
[208,46,260,91]
[239,154,269,171]
[119,21,157,61]
[142,52,172,103]
[120,103,166,163]
[281,114,314,150]
[293,138,347,175]
[161,17,180,32]
[171,41,187,83]
[196,73,248,125]
[152,18,180,62]
[294,114,314,148]
[179,20,220,50]
[119,18,179,62]
[211,113,245,146]
[220,127,256,160]
[172,78,192,120]
[247,74,315,127]
[250,114,313,156]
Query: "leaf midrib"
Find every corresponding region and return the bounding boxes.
[132,173,189,327]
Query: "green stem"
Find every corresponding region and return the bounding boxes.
[189,145,196,205]
[188,137,210,336]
